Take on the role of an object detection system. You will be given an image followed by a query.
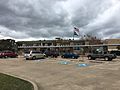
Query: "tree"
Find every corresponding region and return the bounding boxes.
[117,46,120,50]
[81,34,102,45]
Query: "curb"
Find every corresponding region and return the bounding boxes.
[0,72,38,90]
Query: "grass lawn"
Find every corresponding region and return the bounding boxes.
[0,73,34,90]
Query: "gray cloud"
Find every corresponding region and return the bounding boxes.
[0,0,120,41]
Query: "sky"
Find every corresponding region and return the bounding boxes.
[0,0,120,41]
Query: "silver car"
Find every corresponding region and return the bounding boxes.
[24,51,46,60]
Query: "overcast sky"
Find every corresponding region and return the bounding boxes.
[0,0,120,41]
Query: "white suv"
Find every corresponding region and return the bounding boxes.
[24,51,46,60]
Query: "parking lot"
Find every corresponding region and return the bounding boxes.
[0,57,120,90]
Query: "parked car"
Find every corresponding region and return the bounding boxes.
[87,52,116,61]
[24,51,46,60]
[110,50,120,56]
[0,51,18,58]
[61,53,79,59]
[44,51,59,58]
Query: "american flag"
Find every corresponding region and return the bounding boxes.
[74,27,79,36]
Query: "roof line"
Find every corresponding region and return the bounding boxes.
[18,44,120,48]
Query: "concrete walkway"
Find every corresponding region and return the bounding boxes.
[0,57,120,90]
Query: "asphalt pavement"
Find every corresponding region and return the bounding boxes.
[0,57,120,90]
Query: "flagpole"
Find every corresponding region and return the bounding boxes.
[73,30,74,40]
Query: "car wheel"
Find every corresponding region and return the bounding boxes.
[4,56,8,58]
[55,56,57,58]
[75,57,78,59]
[32,56,36,60]
[104,57,109,61]
[61,56,64,58]
[26,58,29,60]
[72,56,74,59]
[88,56,92,60]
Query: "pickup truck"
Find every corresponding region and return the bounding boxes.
[87,53,116,61]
